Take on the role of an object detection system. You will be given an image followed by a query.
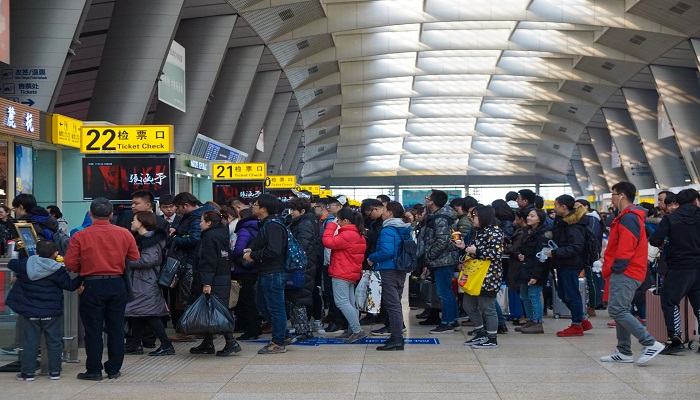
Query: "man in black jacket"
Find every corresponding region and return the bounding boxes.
[243,194,291,354]
[649,188,700,354]
[547,194,593,337]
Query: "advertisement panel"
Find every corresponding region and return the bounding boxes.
[158,40,186,112]
[212,181,264,205]
[82,156,173,201]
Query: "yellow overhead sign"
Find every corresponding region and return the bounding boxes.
[265,175,296,189]
[212,162,266,181]
[296,185,321,196]
[80,125,174,153]
[51,114,82,148]
[320,189,333,197]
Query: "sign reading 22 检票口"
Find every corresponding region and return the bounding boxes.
[80,125,174,154]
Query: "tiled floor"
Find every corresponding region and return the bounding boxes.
[2,309,700,399]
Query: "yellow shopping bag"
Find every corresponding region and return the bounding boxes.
[459,258,491,296]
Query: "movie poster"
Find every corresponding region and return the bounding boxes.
[83,157,173,201]
[267,189,297,204]
[212,181,264,205]
[15,145,33,194]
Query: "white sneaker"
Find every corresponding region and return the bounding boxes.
[311,319,324,333]
[600,350,634,363]
[637,341,665,365]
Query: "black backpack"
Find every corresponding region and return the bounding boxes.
[390,227,417,272]
[581,225,602,267]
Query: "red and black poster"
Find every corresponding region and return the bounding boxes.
[267,189,297,204]
[212,181,264,205]
[83,156,173,201]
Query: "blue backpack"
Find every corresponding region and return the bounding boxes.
[262,218,307,272]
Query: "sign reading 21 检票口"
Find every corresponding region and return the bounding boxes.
[212,163,266,181]
[80,125,174,154]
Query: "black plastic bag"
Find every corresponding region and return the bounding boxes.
[176,294,235,335]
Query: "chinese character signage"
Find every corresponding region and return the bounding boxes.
[265,175,296,189]
[158,40,186,112]
[212,182,264,205]
[320,189,333,197]
[51,113,83,148]
[80,125,174,154]
[82,156,173,201]
[268,189,297,203]
[212,162,266,181]
[296,185,321,196]
[0,98,40,140]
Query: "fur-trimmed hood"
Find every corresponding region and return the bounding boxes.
[563,205,588,225]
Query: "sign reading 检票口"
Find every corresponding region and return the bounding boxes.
[265,175,296,189]
[212,163,266,181]
[80,125,174,154]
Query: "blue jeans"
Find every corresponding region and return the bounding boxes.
[22,316,63,375]
[79,278,127,375]
[520,284,544,323]
[256,272,289,346]
[556,269,585,324]
[432,266,458,324]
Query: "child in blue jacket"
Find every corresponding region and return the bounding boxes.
[7,240,83,381]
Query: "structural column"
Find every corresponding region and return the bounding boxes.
[571,160,593,197]
[281,128,304,174]
[267,112,299,174]
[87,0,185,123]
[567,174,584,197]
[649,65,700,184]
[578,144,609,195]
[231,70,282,156]
[153,15,237,153]
[252,92,293,163]
[602,108,656,190]
[587,127,628,189]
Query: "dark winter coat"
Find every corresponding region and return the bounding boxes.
[650,203,700,271]
[551,206,587,270]
[506,226,526,291]
[516,224,551,286]
[191,225,231,305]
[418,206,459,269]
[249,216,288,275]
[368,218,413,271]
[173,203,217,267]
[287,212,319,306]
[125,230,169,317]
[230,217,260,274]
[7,256,82,318]
[363,216,383,269]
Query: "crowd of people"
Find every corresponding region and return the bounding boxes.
[3,181,700,381]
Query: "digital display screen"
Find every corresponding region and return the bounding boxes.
[82,156,173,201]
[212,181,264,205]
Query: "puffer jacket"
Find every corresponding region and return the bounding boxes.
[125,230,169,317]
[419,206,459,269]
[602,205,648,281]
[322,222,366,282]
[230,217,260,274]
[287,212,320,306]
[551,206,587,270]
[191,225,231,305]
[368,218,413,271]
[516,224,551,286]
[249,216,287,275]
[469,224,504,295]
[455,214,473,237]
[172,203,217,266]
[7,256,82,318]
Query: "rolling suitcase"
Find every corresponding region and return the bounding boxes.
[645,288,696,349]
[553,276,587,319]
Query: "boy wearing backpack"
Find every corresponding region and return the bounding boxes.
[7,240,83,381]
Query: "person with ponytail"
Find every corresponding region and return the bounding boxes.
[321,208,368,343]
[188,210,242,357]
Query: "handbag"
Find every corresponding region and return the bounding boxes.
[158,256,180,288]
[229,280,241,308]
[460,257,491,296]
[367,271,382,314]
[355,271,371,311]
[285,270,305,289]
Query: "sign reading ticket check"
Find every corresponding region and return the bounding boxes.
[80,125,174,154]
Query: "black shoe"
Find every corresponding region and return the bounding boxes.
[124,346,144,355]
[418,317,441,326]
[429,324,455,334]
[498,323,509,334]
[107,371,121,379]
[371,326,391,336]
[77,372,103,381]
[237,333,260,340]
[189,341,215,354]
[359,315,376,325]
[321,322,343,334]
[216,341,242,357]
[451,321,462,331]
[148,346,175,356]
[416,309,431,319]
[376,338,404,351]
[661,336,685,355]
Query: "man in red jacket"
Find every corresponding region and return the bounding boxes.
[601,182,664,365]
